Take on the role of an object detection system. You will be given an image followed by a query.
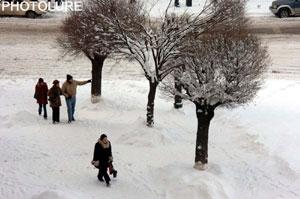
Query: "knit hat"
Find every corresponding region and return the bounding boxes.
[66,74,73,81]
[53,80,59,85]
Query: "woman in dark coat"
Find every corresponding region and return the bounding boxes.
[48,80,62,124]
[34,78,48,119]
[92,134,117,187]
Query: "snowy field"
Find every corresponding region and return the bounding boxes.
[0,27,300,198]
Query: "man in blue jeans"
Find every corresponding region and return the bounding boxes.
[62,74,91,123]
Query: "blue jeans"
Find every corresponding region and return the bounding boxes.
[38,104,47,118]
[66,96,76,122]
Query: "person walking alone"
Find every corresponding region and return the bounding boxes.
[48,80,62,124]
[91,134,117,187]
[61,74,91,123]
[34,78,48,119]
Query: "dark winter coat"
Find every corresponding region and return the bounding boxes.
[93,140,113,167]
[35,82,48,104]
[48,86,62,108]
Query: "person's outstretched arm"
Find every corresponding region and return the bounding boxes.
[74,80,91,86]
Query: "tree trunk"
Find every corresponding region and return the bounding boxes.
[186,0,192,7]
[91,55,106,103]
[194,103,214,170]
[146,80,158,127]
[174,74,183,109]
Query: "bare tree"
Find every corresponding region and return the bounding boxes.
[59,0,251,126]
[162,3,269,170]
[58,0,137,103]
[109,0,243,126]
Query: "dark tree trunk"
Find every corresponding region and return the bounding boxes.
[91,55,106,102]
[146,80,158,127]
[174,72,183,109]
[194,103,214,169]
[186,0,192,7]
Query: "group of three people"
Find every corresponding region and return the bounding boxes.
[35,76,117,186]
[34,74,91,123]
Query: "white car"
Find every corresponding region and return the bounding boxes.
[0,0,48,18]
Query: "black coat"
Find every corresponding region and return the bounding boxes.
[93,141,112,166]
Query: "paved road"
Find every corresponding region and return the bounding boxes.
[0,15,299,80]
[1,15,300,34]
[250,16,300,34]
[0,16,61,34]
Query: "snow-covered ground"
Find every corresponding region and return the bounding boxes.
[0,26,300,198]
[0,77,300,199]
[1,1,300,198]
[1,77,300,199]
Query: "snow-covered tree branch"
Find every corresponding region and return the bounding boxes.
[162,1,269,170]
[58,0,135,102]
[59,0,255,126]
[109,0,246,126]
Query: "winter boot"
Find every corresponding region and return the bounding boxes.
[97,175,104,182]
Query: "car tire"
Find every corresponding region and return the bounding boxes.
[278,8,290,18]
[26,11,37,19]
